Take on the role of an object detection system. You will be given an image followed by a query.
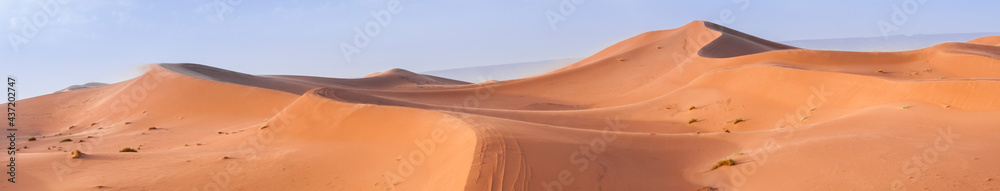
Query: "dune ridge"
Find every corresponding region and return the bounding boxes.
[8,21,1000,190]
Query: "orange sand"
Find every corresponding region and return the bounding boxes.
[6,21,1000,190]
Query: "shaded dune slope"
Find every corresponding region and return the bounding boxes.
[10,21,1000,190]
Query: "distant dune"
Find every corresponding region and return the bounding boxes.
[421,58,581,83]
[782,32,1000,51]
[52,82,108,93]
[8,21,1000,190]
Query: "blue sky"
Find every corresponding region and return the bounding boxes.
[3,0,1000,99]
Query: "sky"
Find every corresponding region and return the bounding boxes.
[3,0,1000,99]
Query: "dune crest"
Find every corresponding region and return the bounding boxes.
[9,21,1000,190]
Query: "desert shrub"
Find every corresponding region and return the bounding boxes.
[710,157,736,170]
[70,150,83,158]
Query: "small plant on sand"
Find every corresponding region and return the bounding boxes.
[722,128,731,133]
[618,58,625,62]
[876,69,886,74]
[688,118,698,124]
[732,118,744,125]
[689,106,697,110]
[710,157,736,170]
[60,138,72,143]
[900,105,911,109]
[119,147,138,152]
[28,137,36,141]
[148,127,158,130]
[69,150,83,158]
[698,186,719,191]
[195,142,202,146]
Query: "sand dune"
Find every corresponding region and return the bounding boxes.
[53,82,109,93]
[8,21,1000,190]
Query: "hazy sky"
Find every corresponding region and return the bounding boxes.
[3,0,1000,99]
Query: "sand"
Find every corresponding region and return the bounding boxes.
[6,21,1000,190]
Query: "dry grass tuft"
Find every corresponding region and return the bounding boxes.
[70,150,83,158]
[732,118,744,125]
[688,118,698,124]
[28,137,36,141]
[697,186,719,191]
[710,157,736,170]
[60,138,73,143]
[119,147,138,152]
